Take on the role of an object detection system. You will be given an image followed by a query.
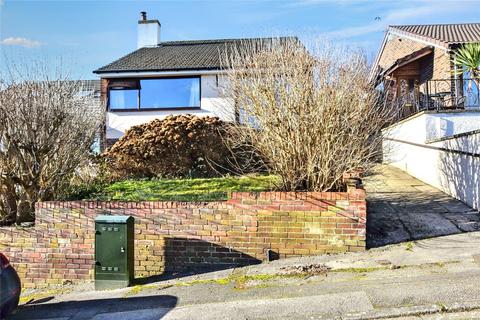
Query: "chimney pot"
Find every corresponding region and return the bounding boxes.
[140,11,147,21]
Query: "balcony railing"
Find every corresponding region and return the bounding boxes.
[391,78,480,118]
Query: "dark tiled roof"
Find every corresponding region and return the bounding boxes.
[77,80,101,95]
[76,80,102,115]
[390,23,480,46]
[94,37,296,74]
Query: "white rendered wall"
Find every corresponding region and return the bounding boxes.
[430,133,480,209]
[106,74,235,140]
[425,111,480,141]
[383,111,480,210]
[137,22,160,48]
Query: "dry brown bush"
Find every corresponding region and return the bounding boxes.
[103,115,233,178]
[221,38,395,191]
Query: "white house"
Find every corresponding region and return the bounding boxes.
[94,12,292,148]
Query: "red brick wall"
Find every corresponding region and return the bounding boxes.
[0,189,366,289]
[378,33,452,82]
[378,34,427,70]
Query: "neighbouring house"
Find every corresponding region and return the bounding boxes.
[73,80,102,152]
[93,11,292,149]
[371,23,480,117]
[372,23,480,210]
[76,79,102,121]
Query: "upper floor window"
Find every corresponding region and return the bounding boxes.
[108,79,140,110]
[110,89,139,110]
[140,77,200,109]
[108,77,200,111]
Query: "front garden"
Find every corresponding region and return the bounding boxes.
[0,39,377,288]
[0,38,393,226]
[69,174,279,202]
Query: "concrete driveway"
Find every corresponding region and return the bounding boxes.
[365,165,480,248]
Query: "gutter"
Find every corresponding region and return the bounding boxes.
[94,69,229,78]
[388,28,450,50]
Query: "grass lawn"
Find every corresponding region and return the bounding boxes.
[88,174,279,201]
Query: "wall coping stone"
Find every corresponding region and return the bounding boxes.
[36,189,366,209]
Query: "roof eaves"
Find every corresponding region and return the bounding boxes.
[389,26,450,49]
[94,66,225,75]
[368,27,390,82]
[382,46,434,77]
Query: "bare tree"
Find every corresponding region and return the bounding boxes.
[221,38,394,191]
[0,61,102,224]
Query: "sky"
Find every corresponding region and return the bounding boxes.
[0,0,479,79]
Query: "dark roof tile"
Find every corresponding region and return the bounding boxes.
[390,23,480,46]
[94,37,297,74]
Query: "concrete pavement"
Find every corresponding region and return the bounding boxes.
[365,165,480,248]
[10,230,480,320]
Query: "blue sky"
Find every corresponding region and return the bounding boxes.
[1,0,479,79]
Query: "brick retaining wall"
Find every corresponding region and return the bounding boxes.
[0,188,366,288]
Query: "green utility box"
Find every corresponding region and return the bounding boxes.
[94,215,134,290]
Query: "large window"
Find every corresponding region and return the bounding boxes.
[108,77,201,111]
[140,78,200,109]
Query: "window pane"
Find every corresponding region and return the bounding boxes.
[140,78,200,109]
[109,89,138,110]
[463,73,480,108]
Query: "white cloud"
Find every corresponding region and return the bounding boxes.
[0,37,44,48]
[321,0,478,39]
[325,5,439,39]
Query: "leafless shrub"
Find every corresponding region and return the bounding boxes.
[221,37,395,191]
[0,61,103,224]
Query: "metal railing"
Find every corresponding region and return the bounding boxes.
[392,78,480,117]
